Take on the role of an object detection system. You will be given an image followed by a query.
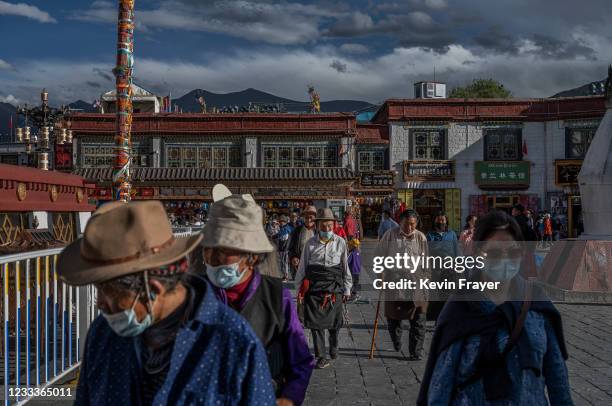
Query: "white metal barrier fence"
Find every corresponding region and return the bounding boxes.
[0,248,96,405]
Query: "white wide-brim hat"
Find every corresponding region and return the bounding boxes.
[202,194,273,253]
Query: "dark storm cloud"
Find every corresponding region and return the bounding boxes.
[72,0,611,62]
[74,0,344,44]
[473,26,521,54]
[325,11,374,37]
[93,67,113,81]
[529,34,597,60]
[329,59,348,73]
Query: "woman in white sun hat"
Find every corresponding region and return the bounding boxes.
[201,187,315,406]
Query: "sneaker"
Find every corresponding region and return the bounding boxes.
[316,358,330,369]
[408,354,423,361]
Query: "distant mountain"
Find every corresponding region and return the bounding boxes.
[173,88,374,113]
[0,88,373,140]
[68,100,96,113]
[0,100,98,142]
[0,102,17,142]
[551,79,607,98]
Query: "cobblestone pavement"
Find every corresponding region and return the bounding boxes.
[301,240,612,406]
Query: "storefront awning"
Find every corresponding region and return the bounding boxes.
[398,181,456,189]
[75,167,358,183]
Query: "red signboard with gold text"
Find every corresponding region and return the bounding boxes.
[55,143,73,170]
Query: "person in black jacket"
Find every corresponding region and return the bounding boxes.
[511,204,536,241]
[288,206,318,280]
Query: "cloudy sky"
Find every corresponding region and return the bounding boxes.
[0,0,611,105]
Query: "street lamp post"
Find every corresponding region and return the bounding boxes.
[14,89,72,170]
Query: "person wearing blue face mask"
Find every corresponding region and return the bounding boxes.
[57,200,276,406]
[294,208,352,369]
[418,210,573,406]
[201,191,314,406]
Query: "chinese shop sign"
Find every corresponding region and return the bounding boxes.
[555,160,582,186]
[403,160,455,181]
[474,161,530,189]
[359,171,394,188]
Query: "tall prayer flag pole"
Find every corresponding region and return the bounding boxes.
[113,0,135,201]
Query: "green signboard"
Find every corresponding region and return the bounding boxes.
[474,161,530,188]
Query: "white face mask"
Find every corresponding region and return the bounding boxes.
[485,258,521,281]
[102,289,155,337]
[205,260,247,289]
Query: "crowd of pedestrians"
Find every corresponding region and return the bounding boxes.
[55,187,574,405]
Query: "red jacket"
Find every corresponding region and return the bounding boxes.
[343,216,357,238]
[334,223,347,239]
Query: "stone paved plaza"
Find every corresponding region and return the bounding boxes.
[301,240,612,406]
[37,239,612,406]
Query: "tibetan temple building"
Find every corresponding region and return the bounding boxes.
[62,85,606,237]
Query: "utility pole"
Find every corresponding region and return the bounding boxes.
[112,0,135,201]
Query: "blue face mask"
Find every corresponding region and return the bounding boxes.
[485,258,521,281]
[102,290,154,337]
[319,230,333,240]
[205,260,246,289]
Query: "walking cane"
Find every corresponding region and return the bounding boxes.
[368,287,383,359]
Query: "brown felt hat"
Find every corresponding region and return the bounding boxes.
[302,205,317,215]
[57,200,202,286]
[316,207,336,221]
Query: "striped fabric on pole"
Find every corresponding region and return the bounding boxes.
[53,256,58,378]
[15,261,20,399]
[26,259,31,388]
[3,263,9,406]
[36,257,41,386]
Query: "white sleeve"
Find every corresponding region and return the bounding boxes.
[340,239,352,295]
[294,239,310,288]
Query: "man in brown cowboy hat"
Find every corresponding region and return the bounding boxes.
[57,200,275,406]
[294,207,352,369]
[288,205,317,280]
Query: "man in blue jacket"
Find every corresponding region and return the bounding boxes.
[57,200,275,406]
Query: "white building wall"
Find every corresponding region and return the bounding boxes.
[545,120,568,194]
[341,136,354,169]
[244,137,258,168]
[389,124,411,174]
[448,122,484,222]
[389,120,564,223]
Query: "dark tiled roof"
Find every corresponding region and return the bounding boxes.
[74,167,357,182]
[356,124,389,144]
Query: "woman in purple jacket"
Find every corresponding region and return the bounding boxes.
[202,193,314,406]
[348,239,362,300]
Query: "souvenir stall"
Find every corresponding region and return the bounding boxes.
[354,195,404,237]
[163,201,209,227]
[352,171,396,237]
[259,200,315,219]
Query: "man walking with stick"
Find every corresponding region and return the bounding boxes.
[370,209,429,360]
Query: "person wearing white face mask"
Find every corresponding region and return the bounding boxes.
[56,200,275,406]
[201,192,314,406]
[294,208,352,369]
[418,210,572,405]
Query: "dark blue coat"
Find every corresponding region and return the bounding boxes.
[76,278,276,405]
